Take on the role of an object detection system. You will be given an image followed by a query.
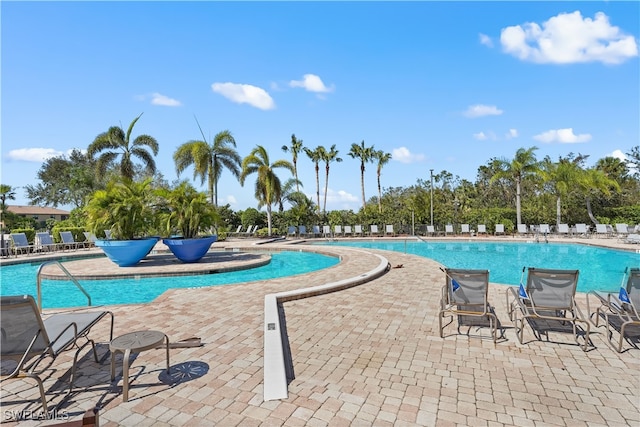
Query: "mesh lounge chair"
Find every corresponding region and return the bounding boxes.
[557,224,570,237]
[517,224,528,236]
[574,223,588,237]
[298,225,307,238]
[312,225,321,237]
[83,231,97,248]
[439,268,498,342]
[0,295,114,411]
[426,225,436,236]
[494,224,505,236]
[477,224,487,235]
[369,224,380,237]
[539,224,551,235]
[385,224,395,237]
[445,224,454,236]
[287,226,297,238]
[595,224,612,238]
[334,225,343,237]
[322,225,331,238]
[506,268,591,351]
[10,233,35,256]
[343,225,352,237]
[36,232,59,252]
[460,224,471,235]
[587,268,640,352]
[616,223,629,239]
[60,231,83,251]
[354,225,363,237]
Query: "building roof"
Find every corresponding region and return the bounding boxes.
[7,205,70,215]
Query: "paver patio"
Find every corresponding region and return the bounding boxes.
[1,237,638,426]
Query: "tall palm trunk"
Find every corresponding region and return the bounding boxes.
[360,163,366,209]
[586,197,599,224]
[314,163,320,211]
[556,196,562,225]
[323,165,330,213]
[377,172,382,213]
[516,178,522,225]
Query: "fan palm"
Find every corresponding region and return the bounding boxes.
[173,124,241,207]
[374,150,392,213]
[489,146,541,225]
[282,134,305,193]
[304,146,324,212]
[240,146,294,236]
[348,140,375,210]
[87,113,159,181]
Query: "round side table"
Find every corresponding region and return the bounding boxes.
[110,330,170,402]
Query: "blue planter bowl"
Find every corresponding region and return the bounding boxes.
[163,236,217,263]
[95,237,159,267]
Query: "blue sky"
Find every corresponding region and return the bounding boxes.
[2,1,639,212]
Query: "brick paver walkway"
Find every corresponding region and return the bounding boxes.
[1,237,638,426]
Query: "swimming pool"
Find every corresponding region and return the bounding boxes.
[0,251,339,309]
[315,240,640,292]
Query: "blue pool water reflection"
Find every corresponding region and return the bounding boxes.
[316,240,640,292]
[0,251,339,309]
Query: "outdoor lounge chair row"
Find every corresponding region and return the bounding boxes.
[6,232,92,256]
[287,224,397,238]
[440,266,640,352]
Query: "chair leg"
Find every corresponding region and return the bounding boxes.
[26,373,48,413]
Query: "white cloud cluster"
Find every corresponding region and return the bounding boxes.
[463,104,503,118]
[479,33,493,48]
[7,148,64,162]
[211,82,276,110]
[500,11,638,65]
[289,74,334,93]
[392,147,425,164]
[151,92,182,107]
[533,128,592,143]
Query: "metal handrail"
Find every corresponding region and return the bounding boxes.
[36,261,91,313]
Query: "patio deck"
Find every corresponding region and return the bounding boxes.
[1,237,638,426]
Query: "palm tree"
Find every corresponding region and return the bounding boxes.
[373,150,392,213]
[348,140,375,210]
[320,144,342,213]
[541,156,584,226]
[278,178,304,212]
[282,134,305,193]
[240,145,294,236]
[87,113,159,181]
[489,146,541,225]
[173,123,241,207]
[0,184,16,254]
[304,146,325,212]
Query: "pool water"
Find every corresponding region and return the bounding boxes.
[316,240,640,292]
[0,251,339,309]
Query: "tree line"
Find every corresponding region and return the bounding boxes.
[1,114,639,237]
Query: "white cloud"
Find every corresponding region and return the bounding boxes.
[392,147,425,164]
[610,149,627,161]
[479,33,493,48]
[533,128,592,143]
[211,82,275,110]
[505,128,518,139]
[7,148,64,162]
[463,104,503,118]
[289,74,334,93]
[500,11,638,65]
[473,131,497,141]
[151,92,182,107]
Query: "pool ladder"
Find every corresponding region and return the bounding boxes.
[36,260,92,313]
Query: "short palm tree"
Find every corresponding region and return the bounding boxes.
[282,134,305,193]
[240,146,294,236]
[87,113,159,181]
[319,145,342,213]
[348,140,375,210]
[173,126,241,207]
[373,150,392,213]
[489,146,541,225]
